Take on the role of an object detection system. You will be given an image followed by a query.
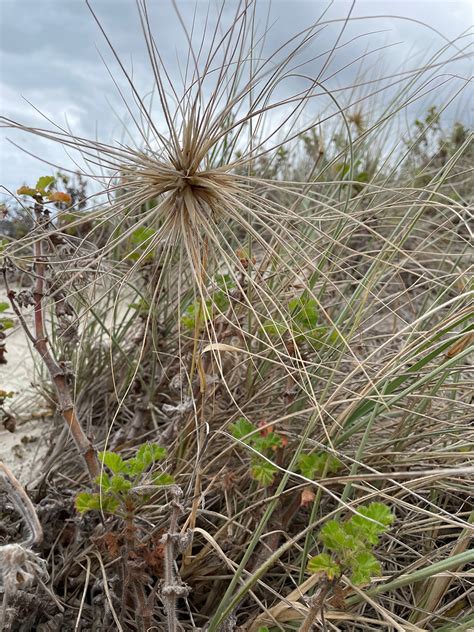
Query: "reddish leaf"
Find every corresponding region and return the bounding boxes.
[48,191,72,204]
[300,487,315,507]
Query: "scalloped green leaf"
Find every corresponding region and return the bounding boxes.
[230,417,255,442]
[319,519,356,553]
[110,474,132,494]
[261,320,288,338]
[347,502,394,546]
[95,472,111,491]
[35,175,56,192]
[153,472,175,486]
[98,450,127,474]
[289,296,319,328]
[350,550,381,585]
[0,318,14,330]
[135,443,167,470]
[75,492,101,513]
[252,432,283,454]
[127,226,157,262]
[298,452,342,479]
[100,496,120,514]
[307,553,341,579]
[251,459,277,486]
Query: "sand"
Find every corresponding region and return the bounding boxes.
[0,298,53,484]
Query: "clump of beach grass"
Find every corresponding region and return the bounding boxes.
[1,1,472,630]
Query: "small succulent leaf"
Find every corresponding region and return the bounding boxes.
[0,302,9,313]
[307,553,341,579]
[98,450,127,474]
[350,550,381,585]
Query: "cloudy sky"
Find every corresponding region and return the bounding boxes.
[0,0,472,196]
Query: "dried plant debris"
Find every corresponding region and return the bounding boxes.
[0,1,472,630]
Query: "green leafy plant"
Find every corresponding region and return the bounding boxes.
[230,418,285,486]
[307,502,395,585]
[181,274,235,330]
[17,175,72,204]
[0,301,14,332]
[76,442,174,516]
[128,297,151,316]
[126,226,159,262]
[298,452,342,479]
[262,295,339,350]
[0,301,14,366]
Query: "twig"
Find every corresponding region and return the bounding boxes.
[2,196,100,481]
[0,462,48,628]
[0,462,42,548]
[298,580,331,632]
[160,486,190,632]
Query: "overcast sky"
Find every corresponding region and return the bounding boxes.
[0,0,472,197]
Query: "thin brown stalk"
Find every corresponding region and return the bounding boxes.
[160,486,189,632]
[3,197,100,482]
[298,580,331,632]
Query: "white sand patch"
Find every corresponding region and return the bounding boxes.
[0,418,53,485]
[0,295,53,484]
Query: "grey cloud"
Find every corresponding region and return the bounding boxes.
[1,1,472,195]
